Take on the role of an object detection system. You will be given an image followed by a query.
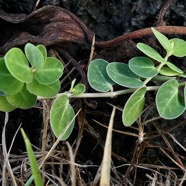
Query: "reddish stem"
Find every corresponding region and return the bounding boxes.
[95,26,186,48]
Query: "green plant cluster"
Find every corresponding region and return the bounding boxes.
[1,28,186,141]
[2,29,186,185]
[0,43,85,140]
[0,43,64,111]
[87,28,186,126]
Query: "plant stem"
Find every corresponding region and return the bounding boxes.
[37,86,160,100]
[143,62,165,85]
[66,86,159,98]
[179,81,186,87]
[68,88,136,98]
[95,26,186,48]
[156,62,166,72]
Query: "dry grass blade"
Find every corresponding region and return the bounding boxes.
[88,34,95,65]
[35,0,40,9]
[40,170,66,186]
[100,107,116,186]
[168,133,186,152]
[66,141,76,186]
[155,126,186,172]
[179,172,186,186]
[2,112,18,186]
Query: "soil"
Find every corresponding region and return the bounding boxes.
[1,0,186,185]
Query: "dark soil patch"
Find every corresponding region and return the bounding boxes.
[1,0,186,185]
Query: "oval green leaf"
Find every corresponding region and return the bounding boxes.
[72,83,86,96]
[0,58,24,94]
[159,66,179,76]
[151,27,172,53]
[7,85,37,109]
[166,62,183,74]
[87,59,114,92]
[25,43,45,70]
[170,38,186,57]
[35,57,64,84]
[129,57,158,78]
[50,94,75,140]
[179,73,186,78]
[137,43,166,63]
[5,48,33,83]
[106,62,143,88]
[0,96,16,112]
[27,78,60,97]
[156,79,185,119]
[36,44,47,62]
[122,87,146,126]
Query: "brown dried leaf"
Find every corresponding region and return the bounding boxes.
[0,6,94,54]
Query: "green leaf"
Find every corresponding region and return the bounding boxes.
[156,79,185,119]
[129,57,158,78]
[179,73,186,78]
[87,59,114,92]
[72,83,86,96]
[27,78,60,97]
[25,43,45,70]
[69,79,85,95]
[0,58,24,94]
[0,96,16,112]
[69,79,76,92]
[35,57,64,84]
[170,38,186,57]
[166,62,183,74]
[7,85,37,109]
[137,43,166,63]
[159,66,179,76]
[21,129,43,186]
[36,44,47,62]
[122,87,146,126]
[106,62,143,88]
[151,27,172,53]
[50,94,75,140]
[152,75,175,82]
[5,48,33,83]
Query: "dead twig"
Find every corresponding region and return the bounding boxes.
[156,0,174,26]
